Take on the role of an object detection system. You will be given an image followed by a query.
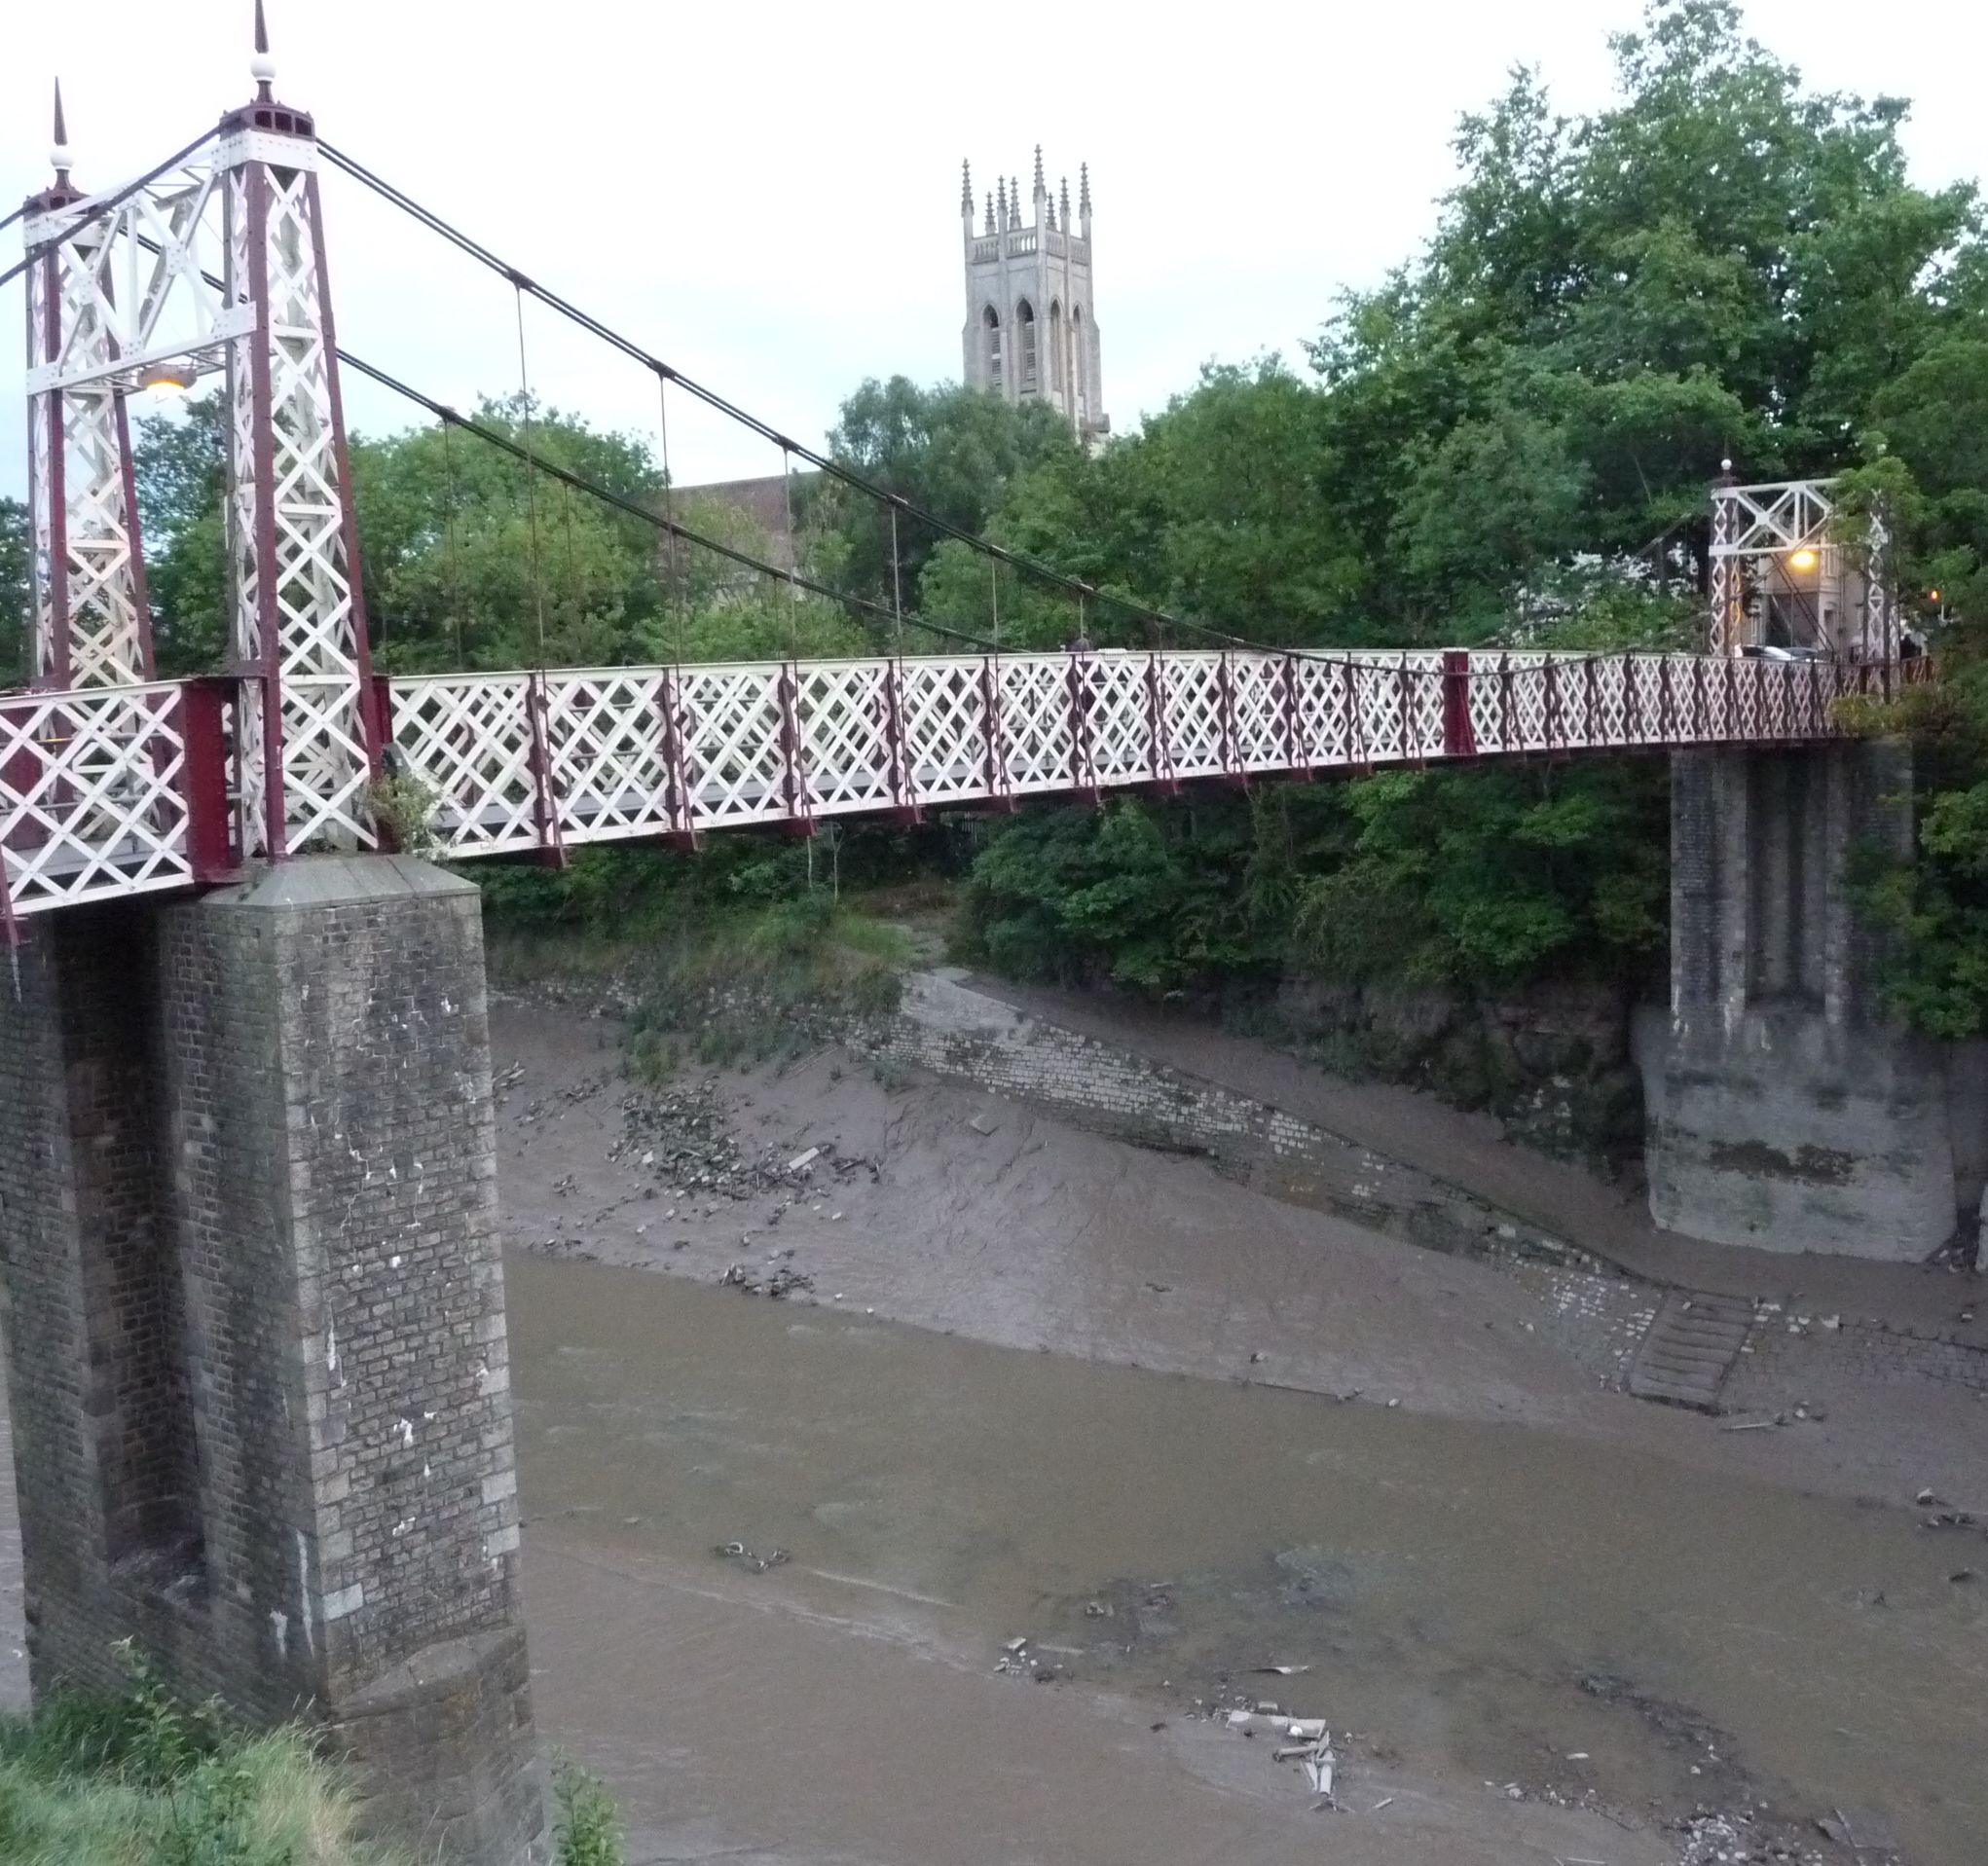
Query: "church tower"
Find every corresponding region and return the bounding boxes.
[961,148,1107,439]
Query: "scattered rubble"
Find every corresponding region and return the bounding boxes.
[718,1261,816,1299]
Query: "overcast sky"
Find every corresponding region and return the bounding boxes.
[4,0,1984,500]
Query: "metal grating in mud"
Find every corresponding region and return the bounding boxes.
[1626,1292,1754,1411]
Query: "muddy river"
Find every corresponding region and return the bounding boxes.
[510,1249,1986,1865]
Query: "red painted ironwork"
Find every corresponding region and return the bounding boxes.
[879,659,915,823]
[1067,651,1100,799]
[978,657,1012,811]
[1282,653,1312,775]
[180,677,239,882]
[1144,651,1177,791]
[523,669,569,866]
[1216,650,1244,786]
[1441,650,1475,757]
[776,663,815,835]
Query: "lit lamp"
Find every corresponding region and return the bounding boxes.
[138,359,196,401]
[1786,546,1820,574]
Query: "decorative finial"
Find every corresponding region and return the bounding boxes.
[984,192,994,236]
[51,78,71,177]
[251,0,276,100]
[1045,197,1055,233]
[1079,163,1091,216]
[996,175,1007,224]
[961,159,973,215]
[1011,177,1020,227]
[1033,145,1046,196]
[1060,176,1070,224]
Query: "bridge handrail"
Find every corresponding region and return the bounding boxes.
[0,651,1932,925]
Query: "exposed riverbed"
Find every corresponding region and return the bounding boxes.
[494,998,1986,1866]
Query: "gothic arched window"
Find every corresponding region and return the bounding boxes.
[983,305,1002,391]
[1071,306,1086,418]
[1049,299,1064,393]
[1017,299,1038,392]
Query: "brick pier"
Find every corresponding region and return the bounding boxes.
[0,856,539,1865]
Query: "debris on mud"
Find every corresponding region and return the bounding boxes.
[712,1539,791,1575]
[611,1076,874,1206]
[719,1261,816,1299]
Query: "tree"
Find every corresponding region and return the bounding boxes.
[935,0,1987,1009]
[818,377,1077,626]
[0,496,27,685]
[133,394,230,675]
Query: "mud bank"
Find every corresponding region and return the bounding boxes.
[485,996,1983,1864]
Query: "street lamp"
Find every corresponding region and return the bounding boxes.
[138,360,195,401]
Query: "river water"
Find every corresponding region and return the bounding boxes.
[508,1249,1987,1865]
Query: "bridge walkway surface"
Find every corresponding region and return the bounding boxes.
[960,975,1982,1335]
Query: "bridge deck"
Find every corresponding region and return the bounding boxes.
[1,647,1921,923]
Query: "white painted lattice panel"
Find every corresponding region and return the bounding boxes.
[1083,653,1155,788]
[391,675,539,856]
[1167,654,1228,779]
[543,671,677,844]
[1291,656,1350,766]
[901,657,994,803]
[678,665,789,827]
[797,661,896,819]
[1000,656,1079,794]
[1232,655,1289,772]
[0,683,191,914]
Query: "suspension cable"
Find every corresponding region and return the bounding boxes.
[317,139,1263,652]
[336,348,997,651]
[512,284,548,660]
[442,418,464,666]
[0,125,221,295]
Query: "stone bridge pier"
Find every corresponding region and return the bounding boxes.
[0,857,539,1865]
[1638,740,1988,1260]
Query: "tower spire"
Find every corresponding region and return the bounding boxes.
[1033,144,1046,198]
[1010,176,1020,228]
[984,192,994,236]
[996,175,1007,229]
[1079,163,1091,217]
[1060,175,1070,226]
[251,0,275,101]
[961,158,973,216]
[50,78,71,180]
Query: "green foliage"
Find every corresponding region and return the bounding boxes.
[0,1644,401,1865]
[936,1,1988,1010]
[1294,766,1668,987]
[0,494,26,685]
[133,394,231,675]
[368,771,440,857]
[820,376,1078,627]
[551,1756,624,1866]
[352,394,664,673]
[956,790,1347,996]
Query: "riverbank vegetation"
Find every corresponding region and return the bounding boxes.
[5,3,1986,1043]
[0,1652,396,1866]
[0,1649,631,1866]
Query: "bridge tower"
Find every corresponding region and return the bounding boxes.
[19,85,155,687]
[0,18,539,1865]
[961,149,1107,439]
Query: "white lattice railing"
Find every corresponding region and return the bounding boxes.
[0,649,1931,922]
[0,681,195,924]
[385,649,1922,860]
